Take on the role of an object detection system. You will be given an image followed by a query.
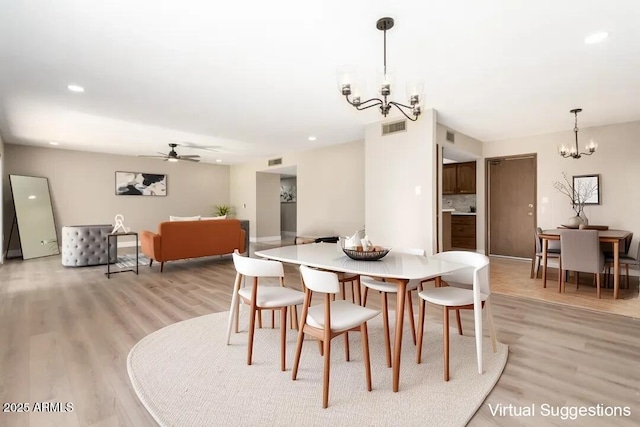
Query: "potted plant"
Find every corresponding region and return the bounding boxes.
[212,204,234,218]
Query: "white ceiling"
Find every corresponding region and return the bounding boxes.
[1,1,639,164]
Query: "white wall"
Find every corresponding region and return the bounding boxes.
[365,109,437,254]
[484,120,640,252]
[255,172,281,240]
[3,145,230,249]
[231,140,364,239]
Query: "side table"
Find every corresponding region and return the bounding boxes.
[106,232,139,278]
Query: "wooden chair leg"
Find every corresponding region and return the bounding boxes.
[247,304,257,365]
[576,272,580,289]
[406,290,417,345]
[271,310,275,329]
[597,272,601,299]
[344,332,350,361]
[355,277,361,305]
[625,264,630,289]
[381,293,392,368]
[292,323,305,381]
[362,287,369,307]
[149,259,153,267]
[530,256,536,278]
[361,323,372,391]
[416,298,425,364]
[318,338,324,356]
[455,309,463,335]
[443,306,450,381]
[280,307,287,371]
[257,309,263,329]
[322,337,331,409]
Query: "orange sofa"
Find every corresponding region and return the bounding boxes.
[140,219,246,272]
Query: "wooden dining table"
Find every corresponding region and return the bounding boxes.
[539,229,633,299]
[255,242,467,392]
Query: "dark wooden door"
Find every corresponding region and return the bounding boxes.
[488,155,536,258]
[456,162,476,194]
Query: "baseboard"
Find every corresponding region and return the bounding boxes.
[250,236,282,243]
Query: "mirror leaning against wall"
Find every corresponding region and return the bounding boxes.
[8,175,60,259]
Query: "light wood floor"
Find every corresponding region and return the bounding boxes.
[1,248,639,426]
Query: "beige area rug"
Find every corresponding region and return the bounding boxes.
[128,311,508,427]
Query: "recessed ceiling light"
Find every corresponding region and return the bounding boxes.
[216,159,222,163]
[308,136,317,141]
[28,195,37,200]
[584,31,609,44]
[67,84,85,93]
[49,141,59,145]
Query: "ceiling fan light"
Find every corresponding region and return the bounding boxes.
[168,158,179,162]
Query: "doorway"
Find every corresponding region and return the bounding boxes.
[486,154,536,258]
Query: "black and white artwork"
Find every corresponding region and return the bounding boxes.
[115,172,167,196]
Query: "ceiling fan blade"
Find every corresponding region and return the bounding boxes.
[177,155,201,158]
[157,152,168,155]
[138,155,167,159]
[180,157,200,162]
[176,142,224,152]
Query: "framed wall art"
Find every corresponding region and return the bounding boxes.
[115,171,167,196]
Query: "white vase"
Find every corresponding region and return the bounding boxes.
[566,215,585,228]
[579,211,589,225]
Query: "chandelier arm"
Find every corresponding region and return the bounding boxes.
[389,102,420,122]
[389,101,414,110]
[356,100,384,111]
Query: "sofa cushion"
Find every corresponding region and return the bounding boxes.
[201,215,227,220]
[170,215,201,221]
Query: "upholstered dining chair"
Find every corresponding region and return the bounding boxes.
[360,248,426,368]
[292,265,380,408]
[559,230,605,298]
[225,251,305,371]
[605,240,640,290]
[416,251,497,381]
[531,227,561,280]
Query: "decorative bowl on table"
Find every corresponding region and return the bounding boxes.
[342,247,391,261]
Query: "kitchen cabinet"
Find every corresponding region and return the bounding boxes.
[442,161,476,195]
[451,215,476,249]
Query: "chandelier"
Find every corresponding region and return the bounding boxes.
[337,17,422,121]
[558,108,597,159]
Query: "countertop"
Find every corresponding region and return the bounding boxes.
[451,212,477,216]
[442,208,455,213]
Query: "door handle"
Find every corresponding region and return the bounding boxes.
[527,212,533,216]
[528,204,534,208]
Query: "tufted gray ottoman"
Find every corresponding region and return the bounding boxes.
[61,225,117,267]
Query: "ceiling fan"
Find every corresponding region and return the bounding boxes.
[139,143,201,162]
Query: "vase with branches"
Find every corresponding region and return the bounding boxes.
[553,172,597,226]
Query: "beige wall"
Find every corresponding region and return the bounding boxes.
[255,172,281,240]
[3,145,230,249]
[484,120,640,252]
[365,109,438,254]
[231,140,364,239]
[0,132,4,263]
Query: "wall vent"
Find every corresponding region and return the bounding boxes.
[268,157,283,167]
[446,131,455,143]
[382,120,407,136]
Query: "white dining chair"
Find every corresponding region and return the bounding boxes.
[416,251,497,381]
[226,250,304,371]
[360,247,425,368]
[292,265,380,408]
